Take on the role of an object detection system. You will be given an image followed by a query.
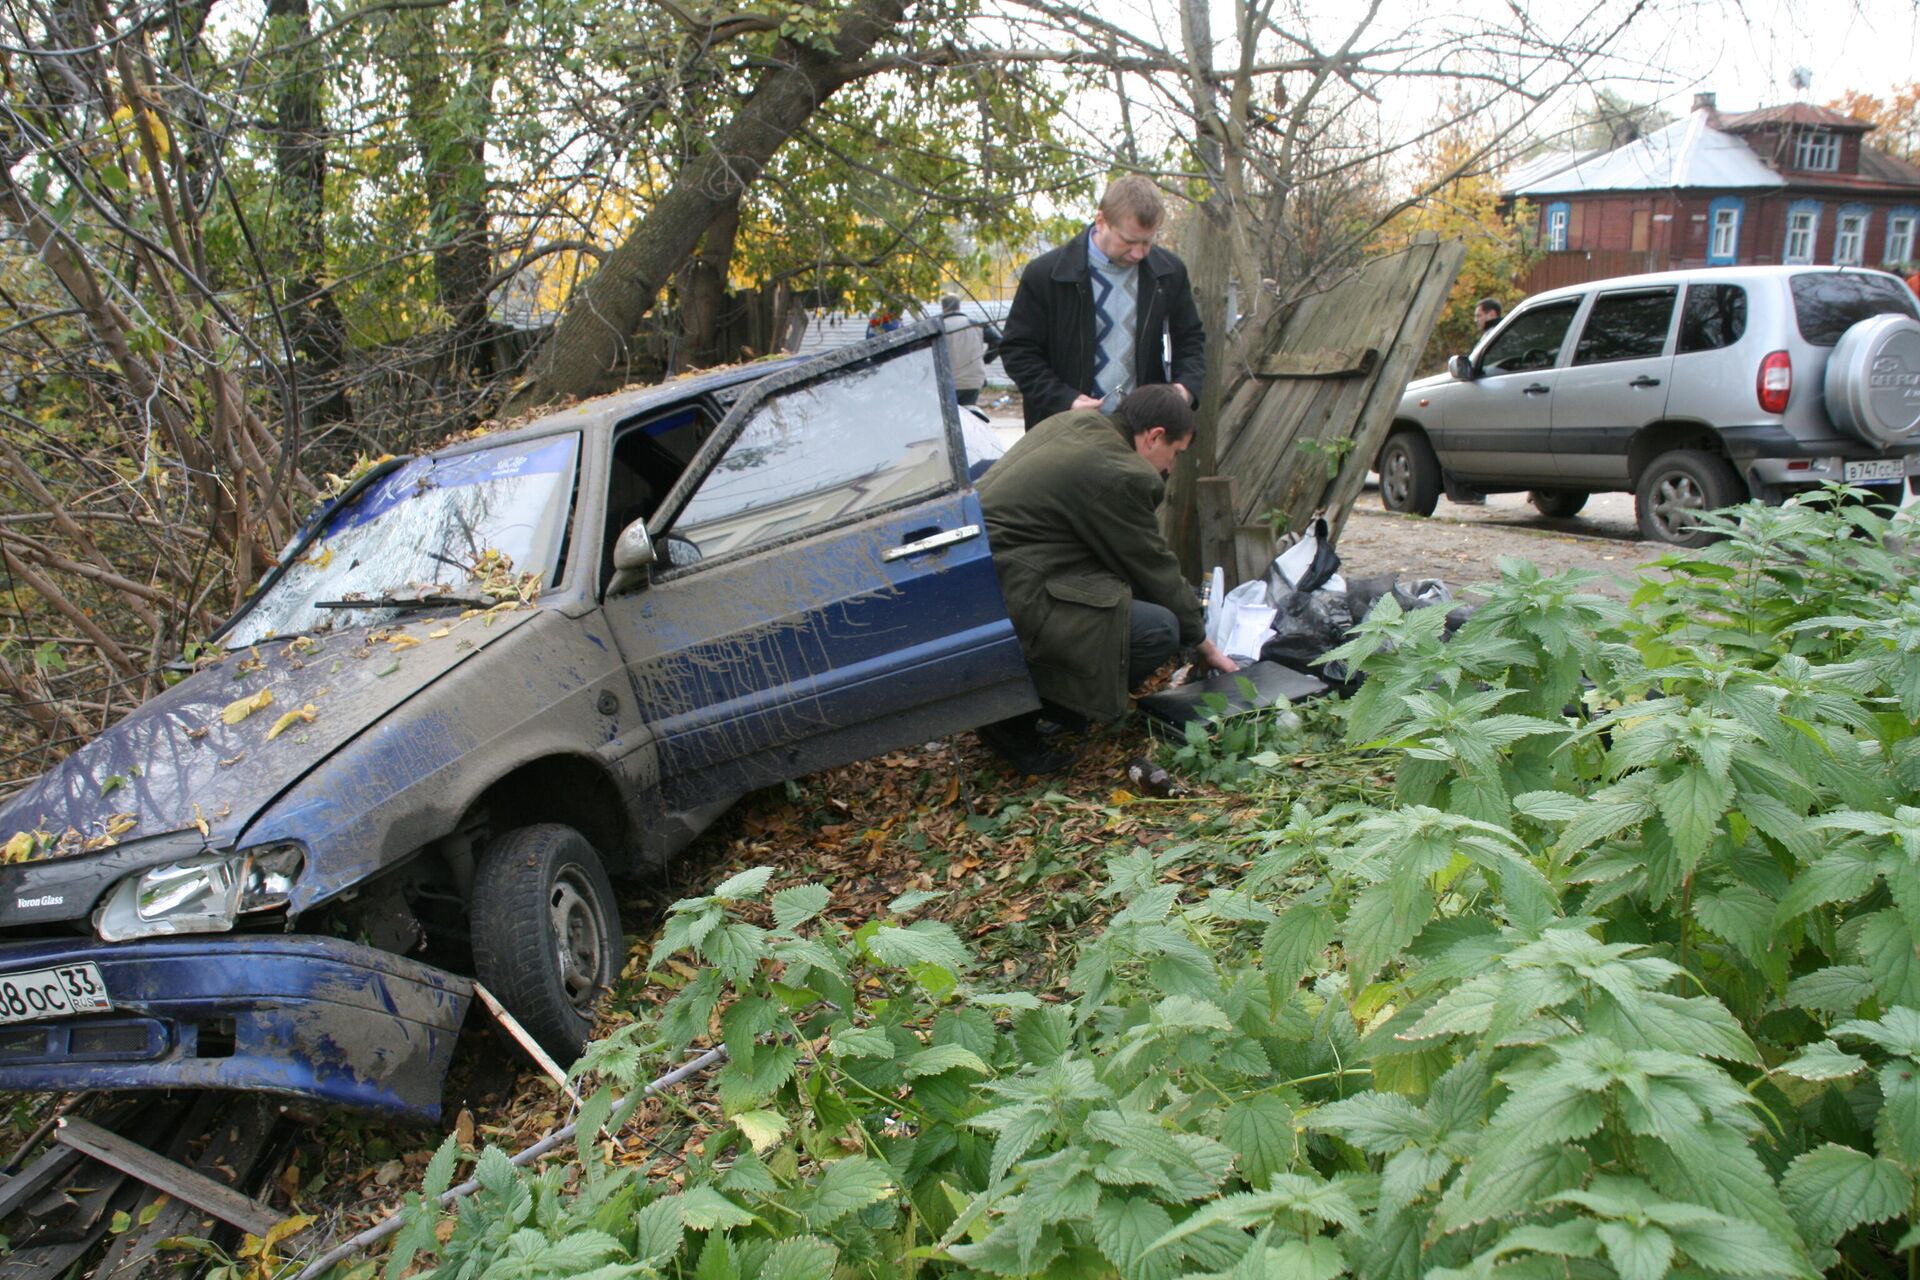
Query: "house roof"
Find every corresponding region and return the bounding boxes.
[1860,148,1920,187]
[1500,148,1603,192]
[1505,110,1784,196]
[1718,103,1873,132]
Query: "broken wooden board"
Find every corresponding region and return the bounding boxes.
[1254,348,1378,379]
[1206,237,1466,580]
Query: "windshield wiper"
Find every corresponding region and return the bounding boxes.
[314,589,495,611]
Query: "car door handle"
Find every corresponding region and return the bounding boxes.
[1629,376,1662,388]
[882,524,981,561]
[1522,383,1551,396]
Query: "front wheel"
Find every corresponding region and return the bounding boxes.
[1635,450,1743,547]
[1377,432,1441,516]
[471,824,622,1061]
[1528,489,1589,518]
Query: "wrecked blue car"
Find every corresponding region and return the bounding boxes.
[0,323,1034,1118]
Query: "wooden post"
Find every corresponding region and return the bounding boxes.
[1197,476,1239,587]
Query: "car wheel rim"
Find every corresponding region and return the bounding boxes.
[1382,448,1409,506]
[549,872,605,1010]
[1649,472,1707,539]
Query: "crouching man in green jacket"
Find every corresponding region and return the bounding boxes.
[974,384,1239,773]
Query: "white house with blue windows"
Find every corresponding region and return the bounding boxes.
[1504,94,1920,291]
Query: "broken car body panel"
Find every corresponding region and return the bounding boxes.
[0,324,1035,1119]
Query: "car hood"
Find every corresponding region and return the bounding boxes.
[1404,370,1453,395]
[0,609,538,855]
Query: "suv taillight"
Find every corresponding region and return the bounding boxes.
[1757,350,1792,414]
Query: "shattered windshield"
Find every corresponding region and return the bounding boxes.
[223,435,579,647]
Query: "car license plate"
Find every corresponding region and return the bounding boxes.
[0,964,111,1023]
[1844,459,1903,483]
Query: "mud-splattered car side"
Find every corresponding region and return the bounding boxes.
[0,323,1035,1118]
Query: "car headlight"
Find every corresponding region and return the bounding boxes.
[94,842,305,941]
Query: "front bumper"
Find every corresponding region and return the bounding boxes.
[0,935,471,1120]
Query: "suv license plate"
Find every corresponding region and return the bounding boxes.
[1844,459,1903,483]
[0,964,111,1023]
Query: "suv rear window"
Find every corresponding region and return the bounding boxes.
[1791,272,1918,346]
[1678,284,1747,353]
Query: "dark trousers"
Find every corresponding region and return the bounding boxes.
[1127,599,1179,688]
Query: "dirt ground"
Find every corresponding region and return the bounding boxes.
[1333,487,1668,597]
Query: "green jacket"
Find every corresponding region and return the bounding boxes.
[977,410,1205,721]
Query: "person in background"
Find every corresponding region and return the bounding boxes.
[940,294,1000,406]
[972,384,1237,773]
[998,175,1206,431]
[1905,264,1920,302]
[1474,297,1503,333]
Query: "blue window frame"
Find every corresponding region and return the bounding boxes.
[1886,207,1918,267]
[1784,200,1821,264]
[1545,202,1571,251]
[1707,197,1743,264]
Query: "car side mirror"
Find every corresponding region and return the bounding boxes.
[607,521,656,595]
[1447,354,1475,381]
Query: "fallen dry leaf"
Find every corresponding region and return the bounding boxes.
[266,704,320,741]
[427,626,451,639]
[221,688,274,725]
[387,634,421,652]
[1,832,34,864]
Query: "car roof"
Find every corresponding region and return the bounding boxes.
[418,356,809,459]
[1518,264,1907,309]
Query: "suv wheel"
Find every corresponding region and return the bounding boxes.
[1636,450,1743,547]
[1377,432,1441,516]
[471,823,622,1061]
[1528,489,1589,518]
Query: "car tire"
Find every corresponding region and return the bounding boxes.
[1378,432,1441,516]
[1635,450,1744,547]
[1528,489,1589,518]
[471,824,621,1062]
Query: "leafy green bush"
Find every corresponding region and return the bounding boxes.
[376,490,1920,1280]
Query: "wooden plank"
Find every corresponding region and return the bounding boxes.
[1196,477,1239,586]
[1233,525,1272,586]
[0,1143,84,1221]
[1255,347,1377,380]
[54,1117,280,1239]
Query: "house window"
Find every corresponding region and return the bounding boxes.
[1835,207,1869,265]
[1707,198,1742,264]
[1784,202,1821,264]
[1887,210,1917,266]
[1795,129,1840,172]
[1546,202,1570,251]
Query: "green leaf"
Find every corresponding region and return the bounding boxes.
[732,1109,790,1153]
[829,1026,895,1060]
[987,1106,1053,1183]
[1438,1145,1590,1234]
[1513,790,1585,822]
[1660,1214,1802,1276]
[1774,1041,1867,1081]
[803,1156,896,1228]
[1346,881,1433,984]
[1637,1126,1801,1257]
[422,1132,460,1199]
[888,888,943,914]
[1833,1006,1920,1059]
[1773,847,1880,925]
[1656,765,1734,873]
[759,1236,839,1280]
[1308,1092,1429,1155]
[712,866,775,900]
[1595,1220,1674,1280]
[1153,995,1233,1030]
[679,1186,756,1230]
[1263,906,1335,984]
[1587,991,1761,1066]
[1858,911,1920,1009]
[1780,1143,1911,1246]
[1222,1094,1297,1190]
[1261,1236,1347,1280]
[904,1044,991,1078]
[1787,966,1875,1016]
[1880,1060,1920,1166]
[633,1196,684,1263]
[866,921,971,971]
[770,884,831,931]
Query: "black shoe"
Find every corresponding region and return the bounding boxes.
[976,717,1079,775]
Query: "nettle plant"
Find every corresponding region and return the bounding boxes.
[371,491,1920,1280]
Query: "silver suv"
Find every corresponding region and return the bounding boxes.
[1381,266,1920,545]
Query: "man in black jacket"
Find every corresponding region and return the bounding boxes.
[999,176,1207,432]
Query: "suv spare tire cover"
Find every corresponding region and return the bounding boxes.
[1825,313,1920,447]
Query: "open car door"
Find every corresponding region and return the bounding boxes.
[601,323,1037,817]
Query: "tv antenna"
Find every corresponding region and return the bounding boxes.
[1789,66,1813,94]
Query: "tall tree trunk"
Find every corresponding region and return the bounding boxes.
[504,0,908,415]
[268,0,351,426]
[675,196,742,371]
